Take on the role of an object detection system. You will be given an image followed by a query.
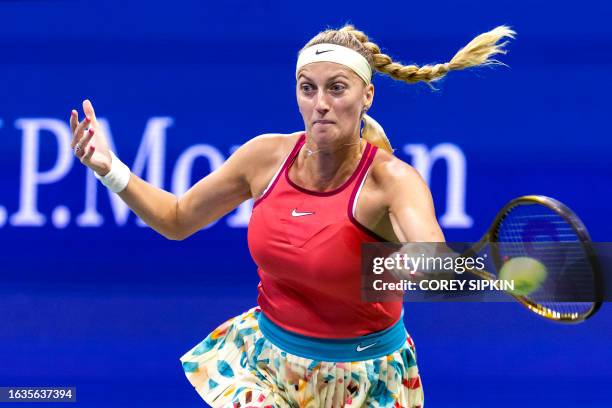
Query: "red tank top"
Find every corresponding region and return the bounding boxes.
[247,133,402,338]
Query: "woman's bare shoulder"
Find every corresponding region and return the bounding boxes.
[229,131,302,165]
[232,131,304,190]
[369,147,425,190]
[244,131,303,160]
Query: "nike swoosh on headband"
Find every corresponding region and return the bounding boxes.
[291,209,315,217]
[315,49,333,55]
[356,342,378,352]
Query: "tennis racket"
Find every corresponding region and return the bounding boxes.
[463,195,602,323]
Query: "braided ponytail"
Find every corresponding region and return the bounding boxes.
[338,24,516,83]
[301,25,516,152]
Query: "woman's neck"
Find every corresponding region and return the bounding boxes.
[294,135,364,191]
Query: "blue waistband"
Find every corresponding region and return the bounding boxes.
[257,311,407,362]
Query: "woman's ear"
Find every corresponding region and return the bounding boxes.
[364,83,374,109]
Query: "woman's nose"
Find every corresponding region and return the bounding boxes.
[314,90,331,113]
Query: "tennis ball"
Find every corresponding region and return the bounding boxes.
[499,256,547,296]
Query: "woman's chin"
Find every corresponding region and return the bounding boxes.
[308,126,337,141]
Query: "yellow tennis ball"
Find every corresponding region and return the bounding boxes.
[499,256,547,296]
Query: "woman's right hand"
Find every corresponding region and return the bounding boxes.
[70,99,112,176]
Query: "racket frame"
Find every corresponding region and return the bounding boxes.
[463,195,602,323]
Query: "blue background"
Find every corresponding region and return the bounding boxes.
[1,0,611,406]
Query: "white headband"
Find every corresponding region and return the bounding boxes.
[296,43,372,85]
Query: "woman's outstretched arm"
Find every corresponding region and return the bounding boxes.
[71,99,280,240]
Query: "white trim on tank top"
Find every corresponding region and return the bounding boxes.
[352,167,371,218]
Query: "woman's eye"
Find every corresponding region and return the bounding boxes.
[300,84,314,93]
[331,83,346,93]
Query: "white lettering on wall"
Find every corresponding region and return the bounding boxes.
[0,118,5,227]
[3,117,471,230]
[76,117,173,227]
[403,143,473,228]
[10,119,73,226]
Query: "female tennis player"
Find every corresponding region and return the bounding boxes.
[70,24,514,407]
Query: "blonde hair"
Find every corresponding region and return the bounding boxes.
[301,25,516,152]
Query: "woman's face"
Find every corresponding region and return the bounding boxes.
[296,62,374,145]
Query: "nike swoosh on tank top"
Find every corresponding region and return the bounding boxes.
[248,133,402,338]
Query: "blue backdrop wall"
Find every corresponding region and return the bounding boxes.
[0,1,610,407]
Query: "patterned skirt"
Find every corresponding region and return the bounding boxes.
[180,307,424,408]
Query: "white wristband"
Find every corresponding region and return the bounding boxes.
[94,151,131,193]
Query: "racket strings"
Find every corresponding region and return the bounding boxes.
[494,203,595,320]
